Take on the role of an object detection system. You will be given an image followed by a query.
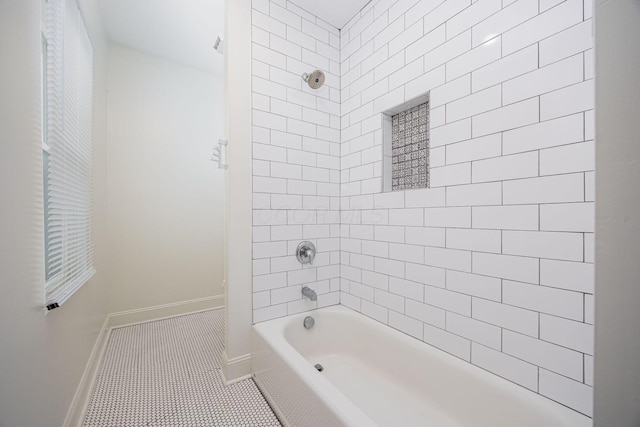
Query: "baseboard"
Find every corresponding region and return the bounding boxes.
[108,295,224,328]
[63,315,111,427]
[220,350,253,385]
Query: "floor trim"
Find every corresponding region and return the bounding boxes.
[63,315,111,427]
[221,350,253,385]
[109,295,224,328]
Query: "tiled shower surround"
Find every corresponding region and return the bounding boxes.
[251,0,343,321]
[252,0,594,417]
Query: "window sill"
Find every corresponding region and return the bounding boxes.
[45,267,95,312]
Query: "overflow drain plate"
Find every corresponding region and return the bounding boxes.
[314,363,324,372]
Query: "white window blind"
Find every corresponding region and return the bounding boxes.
[44,0,95,309]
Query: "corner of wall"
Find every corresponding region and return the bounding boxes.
[220,350,253,385]
[224,0,255,382]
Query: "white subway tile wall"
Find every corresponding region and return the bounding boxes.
[252,0,342,323]
[252,0,594,418]
[338,0,593,417]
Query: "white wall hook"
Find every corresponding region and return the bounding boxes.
[211,139,228,169]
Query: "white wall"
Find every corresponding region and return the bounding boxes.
[107,44,225,314]
[338,0,594,417]
[594,0,640,424]
[250,0,343,322]
[0,1,109,425]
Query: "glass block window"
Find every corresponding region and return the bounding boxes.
[391,101,429,191]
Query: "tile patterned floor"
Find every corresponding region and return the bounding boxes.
[83,309,281,426]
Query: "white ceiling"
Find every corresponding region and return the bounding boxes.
[97,0,370,74]
[98,0,225,74]
[289,0,371,28]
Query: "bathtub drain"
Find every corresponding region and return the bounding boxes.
[314,363,324,372]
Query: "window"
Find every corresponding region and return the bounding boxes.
[43,0,95,310]
[382,94,430,192]
[391,101,430,190]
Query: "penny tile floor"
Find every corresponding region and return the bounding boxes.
[83,309,281,426]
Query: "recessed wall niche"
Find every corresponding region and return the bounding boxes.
[382,93,430,192]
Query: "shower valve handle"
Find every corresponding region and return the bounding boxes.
[305,248,315,265]
[296,241,316,265]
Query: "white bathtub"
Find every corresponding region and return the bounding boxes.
[252,305,591,427]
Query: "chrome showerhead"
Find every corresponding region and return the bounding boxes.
[302,69,325,89]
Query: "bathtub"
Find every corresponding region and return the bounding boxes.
[252,305,591,427]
